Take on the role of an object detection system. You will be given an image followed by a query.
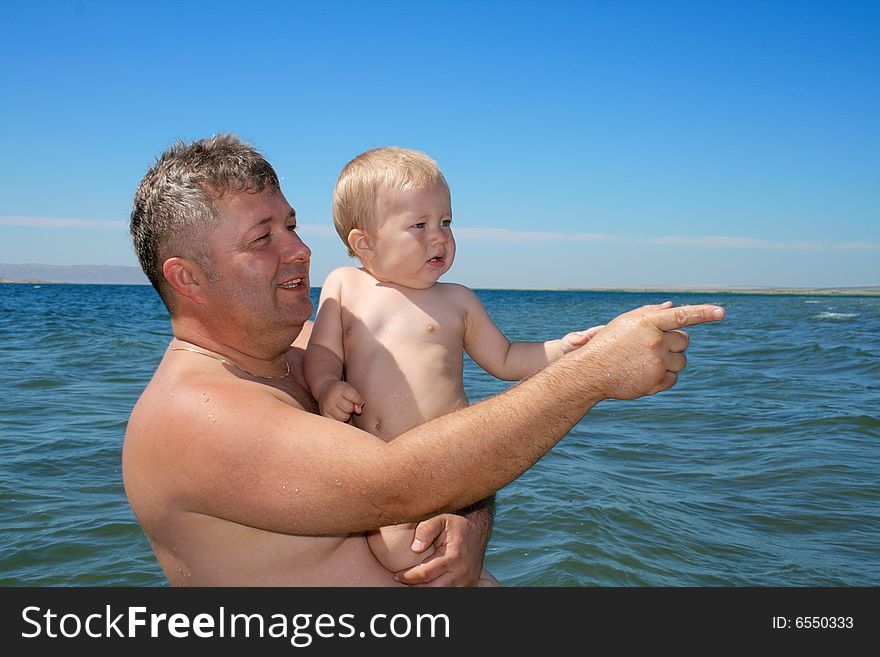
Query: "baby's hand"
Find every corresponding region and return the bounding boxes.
[318,381,365,423]
[560,325,605,354]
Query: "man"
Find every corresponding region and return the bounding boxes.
[123,134,724,586]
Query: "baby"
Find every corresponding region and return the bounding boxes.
[304,147,600,583]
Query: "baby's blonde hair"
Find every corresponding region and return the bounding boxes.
[333,147,449,256]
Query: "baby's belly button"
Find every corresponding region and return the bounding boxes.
[354,411,383,436]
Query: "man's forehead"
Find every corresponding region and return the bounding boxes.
[213,188,295,224]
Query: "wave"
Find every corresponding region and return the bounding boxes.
[813,312,859,320]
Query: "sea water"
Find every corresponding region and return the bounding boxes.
[1,284,878,586]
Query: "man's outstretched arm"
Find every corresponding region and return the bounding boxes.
[139,303,724,537]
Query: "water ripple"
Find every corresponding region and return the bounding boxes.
[2,286,878,586]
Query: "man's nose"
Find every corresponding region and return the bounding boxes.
[282,229,311,263]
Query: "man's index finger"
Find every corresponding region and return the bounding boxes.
[651,304,725,331]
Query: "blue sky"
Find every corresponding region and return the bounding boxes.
[1,0,878,289]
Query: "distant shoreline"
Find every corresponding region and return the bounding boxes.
[3,277,878,297]
[0,278,151,285]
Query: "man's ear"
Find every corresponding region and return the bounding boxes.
[163,257,209,304]
[347,229,375,262]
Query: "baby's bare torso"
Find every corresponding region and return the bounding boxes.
[338,269,471,441]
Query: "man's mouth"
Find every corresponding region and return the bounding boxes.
[428,256,445,265]
[277,277,306,289]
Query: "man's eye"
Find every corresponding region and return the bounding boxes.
[287,223,298,232]
[253,233,270,243]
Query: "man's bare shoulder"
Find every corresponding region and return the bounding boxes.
[125,359,324,515]
[127,358,311,456]
[123,355,392,536]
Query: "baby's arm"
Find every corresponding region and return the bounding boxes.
[460,287,603,381]
[303,270,364,421]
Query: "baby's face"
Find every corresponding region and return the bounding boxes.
[363,182,455,289]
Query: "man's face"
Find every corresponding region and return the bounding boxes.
[201,188,313,339]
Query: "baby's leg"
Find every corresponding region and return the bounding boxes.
[367,523,436,573]
[477,568,501,587]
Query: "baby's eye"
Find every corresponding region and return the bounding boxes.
[441,219,452,227]
[412,222,425,229]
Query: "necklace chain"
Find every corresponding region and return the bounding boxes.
[168,339,291,380]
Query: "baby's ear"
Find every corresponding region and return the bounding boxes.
[347,229,374,261]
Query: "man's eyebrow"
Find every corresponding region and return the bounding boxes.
[251,209,295,227]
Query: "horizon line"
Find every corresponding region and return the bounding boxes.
[2,275,878,296]
[2,216,878,253]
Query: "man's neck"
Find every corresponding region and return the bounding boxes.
[170,318,302,376]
